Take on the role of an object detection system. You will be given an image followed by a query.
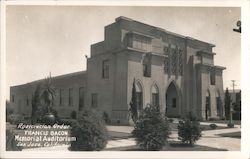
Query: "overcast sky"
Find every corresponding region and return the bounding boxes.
[6,6,241,98]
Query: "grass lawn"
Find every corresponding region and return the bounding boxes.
[108,123,228,141]
[202,120,241,125]
[217,131,241,139]
[105,141,227,151]
[108,131,132,140]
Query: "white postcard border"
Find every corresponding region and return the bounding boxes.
[1,0,249,159]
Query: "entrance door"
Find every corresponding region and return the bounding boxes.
[216,91,221,117]
[205,91,211,120]
[165,82,179,117]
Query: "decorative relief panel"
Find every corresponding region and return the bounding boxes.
[164,44,183,76]
[163,45,170,74]
[171,47,177,74]
[178,49,183,75]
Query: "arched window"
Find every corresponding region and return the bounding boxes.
[135,82,143,111]
[205,91,211,120]
[152,84,159,107]
[216,91,221,116]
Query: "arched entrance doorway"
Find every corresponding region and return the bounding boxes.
[205,91,211,120]
[216,91,221,117]
[165,82,180,117]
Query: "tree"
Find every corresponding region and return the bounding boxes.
[224,88,231,120]
[41,75,56,114]
[31,84,42,124]
[178,119,202,146]
[6,100,14,122]
[70,109,108,151]
[234,91,241,120]
[129,78,138,124]
[178,115,202,146]
[37,75,57,125]
[132,104,170,150]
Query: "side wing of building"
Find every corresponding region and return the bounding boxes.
[9,71,86,118]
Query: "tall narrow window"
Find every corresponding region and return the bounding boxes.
[69,88,73,106]
[216,97,220,116]
[102,60,109,79]
[210,69,216,85]
[59,89,63,106]
[216,92,221,116]
[143,54,151,77]
[91,93,98,108]
[79,87,84,111]
[172,98,176,108]
[205,91,211,120]
[143,64,148,76]
[152,84,159,108]
[206,97,211,116]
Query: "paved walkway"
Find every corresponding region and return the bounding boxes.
[168,127,240,151]
[170,118,241,128]
[23,124,241,151]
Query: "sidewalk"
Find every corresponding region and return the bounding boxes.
[107,125,134,134]
[168,126,241,151]
[23,125,240,151]
[107,125,241,151]
[200,121,241,128]
[170,118,241,128]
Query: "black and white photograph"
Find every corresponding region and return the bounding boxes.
[1,0,249,159]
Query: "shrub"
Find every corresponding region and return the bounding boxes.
[6,129,22,151]
[132,104,170,150]
[220,117,226,120]
[209,123,217,130]
[51,108,60,122]
[178,119,202,146]
[208,117,216,121]
[22,118,32,125]
[102,112,111,124]
[36,108,58,125]
[6,105,14,122]
[69,109,108,151]
[57,119,77,126]
[129,79,138,124]
[227,123,234,128]
[36,105,47,123]
[168,118,174,123]
[187,112,197,121]
[8,114,24,125]
[179,120,184,124]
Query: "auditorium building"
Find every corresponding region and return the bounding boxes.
[9,16,226,124]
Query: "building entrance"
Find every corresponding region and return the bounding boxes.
[165,82,180,117]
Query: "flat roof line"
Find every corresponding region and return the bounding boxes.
[10,71,86,88]
[116,16,215,47]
